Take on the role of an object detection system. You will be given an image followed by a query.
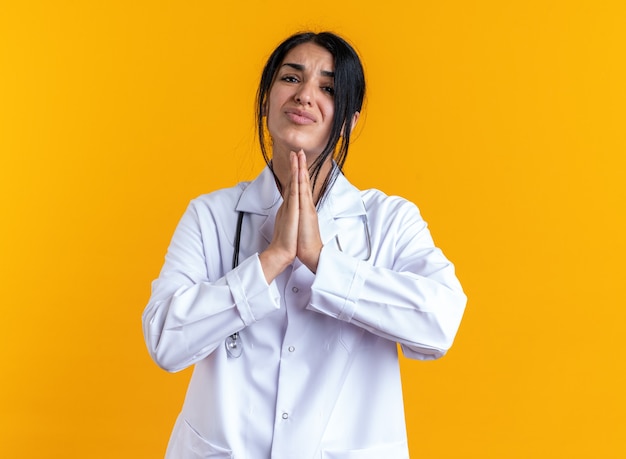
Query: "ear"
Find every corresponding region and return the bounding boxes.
[349,111,360,133]
[340,111,361,137]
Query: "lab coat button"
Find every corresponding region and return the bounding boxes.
[288,346,295,352]
[291,286,299,293]
[282,412,289,420]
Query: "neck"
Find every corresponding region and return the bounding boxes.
[270,148,333,205]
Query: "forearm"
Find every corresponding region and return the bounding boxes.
[143,254,280,372]
[308,245,466,359]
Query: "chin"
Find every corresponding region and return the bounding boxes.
[296,146,325,159]
[277,139,325,157]
[269,125,330,156]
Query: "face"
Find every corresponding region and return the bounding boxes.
[265,42,335,160]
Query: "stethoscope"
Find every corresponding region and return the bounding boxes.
[224,212,246,358]
[225,210,372,358]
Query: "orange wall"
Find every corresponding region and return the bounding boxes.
[1,1,625,457]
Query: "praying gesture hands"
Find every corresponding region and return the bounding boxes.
[259,150,323,283]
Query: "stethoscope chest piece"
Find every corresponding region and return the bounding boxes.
[225,332,243,358]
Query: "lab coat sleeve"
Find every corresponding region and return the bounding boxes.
[142,200,281,373]
[308,199,466,360]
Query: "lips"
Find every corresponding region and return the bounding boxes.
[285,108,316,125]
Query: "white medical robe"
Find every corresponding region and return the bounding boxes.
[143,166,466,458]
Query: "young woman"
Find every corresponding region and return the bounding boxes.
[143,31,466,459]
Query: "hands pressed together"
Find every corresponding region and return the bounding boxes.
[259,150,323,283]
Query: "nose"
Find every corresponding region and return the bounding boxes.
[294,82,313,106]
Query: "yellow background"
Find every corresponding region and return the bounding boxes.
[1,1,625,457]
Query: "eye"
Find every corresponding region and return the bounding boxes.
[321,86,335,96]
[281,75,300,83]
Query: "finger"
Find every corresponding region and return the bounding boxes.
[297,150,316,210]
[297,149,308,184]
[265,152,300,273]
[284,151,299,205]
[294,150,323,272]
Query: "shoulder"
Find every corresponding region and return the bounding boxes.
[360,188,422,220]
[175,182,251,234]
[357,188,433,249]
[358,188,430,240]
[188,181,250,214]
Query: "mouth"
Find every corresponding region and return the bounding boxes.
[285,109,316,125]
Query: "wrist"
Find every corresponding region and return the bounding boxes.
[299,243,322,274]
[259,247,293,283]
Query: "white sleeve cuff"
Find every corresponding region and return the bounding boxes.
[225,254,280,325]
[308,245,369,322]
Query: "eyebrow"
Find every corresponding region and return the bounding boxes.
[281,62,335,78]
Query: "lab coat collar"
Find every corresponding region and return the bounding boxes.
[235,166,365,218]
[235,166,366,246]
[235,166,282,216]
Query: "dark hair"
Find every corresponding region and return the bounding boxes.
[256,31,366,202]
